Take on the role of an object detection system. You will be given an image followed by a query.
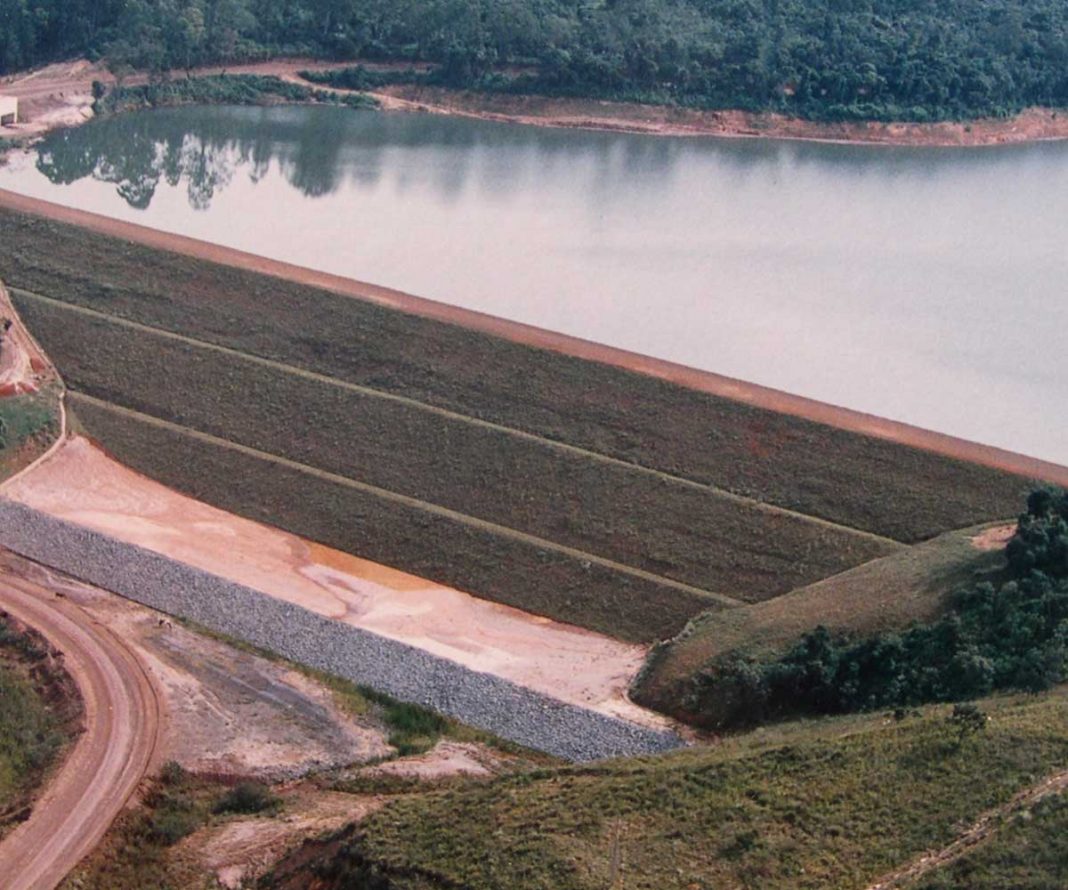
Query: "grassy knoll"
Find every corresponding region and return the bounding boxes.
[916,790,1068,890]
[69,394,722,642]
[0,613,81,836]
[0,207,1035,545]
[635,524,1009,716]
[19,295,895,601]
[262,687,1068,890]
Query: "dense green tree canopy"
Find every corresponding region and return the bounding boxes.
[1,0,1066,120]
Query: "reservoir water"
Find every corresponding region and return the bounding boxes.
[1,105,1065,464]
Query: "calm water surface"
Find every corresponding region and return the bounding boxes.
[1,105,1065,464]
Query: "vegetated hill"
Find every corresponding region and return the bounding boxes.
[261,688,1068,890]
[1,1,1066,122]
[0,205,1044,645]
[639,491,1068,730]
[914,789,1068,890]
[635,522,1011,717]
[0,613,81,835]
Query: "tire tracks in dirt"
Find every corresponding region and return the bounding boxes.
[0,567,164,890]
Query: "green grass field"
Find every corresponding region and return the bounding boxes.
[262,686,1068,890]
[916,790,1068,890]
[634,524,1011,716]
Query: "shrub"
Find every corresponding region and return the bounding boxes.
[213,781,280,815]
[689,488,1068,728]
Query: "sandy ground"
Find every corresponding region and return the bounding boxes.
[1,549,393,778]
[361,740,502,780]
[181,788,387,889]
[2,57,1066,148]
[2,436,666,729]
[970,524,1016,552]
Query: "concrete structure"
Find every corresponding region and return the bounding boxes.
[0,96,17,126]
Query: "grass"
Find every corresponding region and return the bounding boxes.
[0,384,62,481]
[93,74,378,116]
[68,392,720,642]
[915,790,1068,890]
[634,524,1011,716]
[0,613,80,834]
[17,292,896,601]
[0,206,1035,546]
[272,686,1068,890]
[0,668,60,812]
[60,764,253,890]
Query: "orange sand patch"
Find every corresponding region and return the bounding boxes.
[3,437,667,729]
[970,523,1015,552]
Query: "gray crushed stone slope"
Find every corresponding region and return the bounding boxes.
[0,500,682,761]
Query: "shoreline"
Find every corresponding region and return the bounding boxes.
[1,186,1065,488]
[1,58,1066,149]
[365,84,1068,149]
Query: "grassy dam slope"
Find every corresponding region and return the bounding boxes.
[0,204,1045,643]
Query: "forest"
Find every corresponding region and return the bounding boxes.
[1,0,1066,121]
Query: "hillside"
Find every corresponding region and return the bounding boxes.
[261,687,1068,890]
[636,522,1013,717]
[2,1,1066,123]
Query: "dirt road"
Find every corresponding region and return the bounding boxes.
[0,570,163,890]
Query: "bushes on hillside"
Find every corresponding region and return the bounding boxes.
[688,488,1068,729]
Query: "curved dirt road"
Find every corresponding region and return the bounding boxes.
[0,568,163,890]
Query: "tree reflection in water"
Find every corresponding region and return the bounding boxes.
[33,105,354,210]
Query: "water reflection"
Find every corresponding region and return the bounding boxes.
[35,107,353,208]
[31,105,768,211]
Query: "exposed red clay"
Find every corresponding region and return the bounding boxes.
[1,188,1065,488]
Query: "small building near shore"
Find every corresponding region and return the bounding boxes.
[0,96,18,126]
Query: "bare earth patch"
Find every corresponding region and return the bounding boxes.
[2,437,667,730]
[971,524,1015,552]
[367,85,1068,147]
[0,551,391,778]
[362,740,502,780]
[179,788,386,889]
